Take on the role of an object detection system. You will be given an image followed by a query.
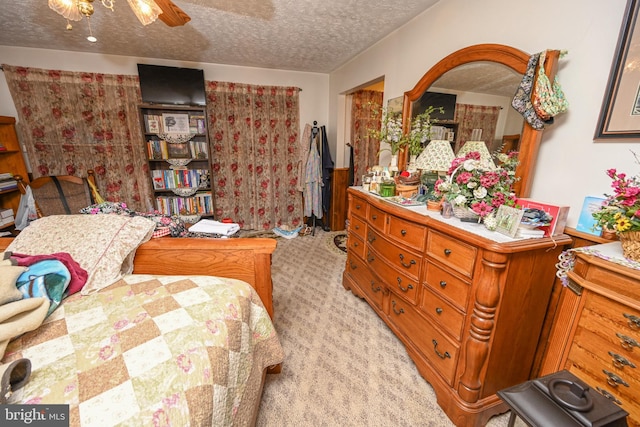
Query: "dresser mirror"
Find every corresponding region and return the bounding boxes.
[401,44,560,197]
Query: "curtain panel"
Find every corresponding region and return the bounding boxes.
[453,103,501,152]
[205,82,303,230]
[2,64,153,212]
[350,90,383,185]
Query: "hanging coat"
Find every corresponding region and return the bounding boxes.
[319,125,334,216]
[304,140,323,219]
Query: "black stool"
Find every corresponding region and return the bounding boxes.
[497,370,628,427]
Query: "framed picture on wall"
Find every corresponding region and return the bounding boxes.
[594,0,640,139]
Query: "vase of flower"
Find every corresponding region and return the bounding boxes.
[592,159,640,260]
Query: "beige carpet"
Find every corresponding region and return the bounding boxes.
[256,229,513,427]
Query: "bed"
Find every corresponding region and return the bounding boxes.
[0,214,283,426]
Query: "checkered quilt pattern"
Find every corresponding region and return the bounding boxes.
[3,274,284,426]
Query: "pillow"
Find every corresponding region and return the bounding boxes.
[7,215,156,295]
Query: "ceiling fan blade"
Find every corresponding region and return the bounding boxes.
[155,0,191,27]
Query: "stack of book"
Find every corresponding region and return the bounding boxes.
[0,173,17,192]
[0,208,14,226]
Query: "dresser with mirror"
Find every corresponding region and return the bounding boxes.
[343,44,569,426]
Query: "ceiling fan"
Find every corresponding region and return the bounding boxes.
[48,0,191,41]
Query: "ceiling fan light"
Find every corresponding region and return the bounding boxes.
[127,0,163,26]
[48,0,83,21]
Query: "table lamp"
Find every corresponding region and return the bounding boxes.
[457,140,496,170]
[414,139,456,188]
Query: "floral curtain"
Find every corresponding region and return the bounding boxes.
[204,82,303,230]
[350,90,382,185]
[2,64,152,212]
[453,103,501,152]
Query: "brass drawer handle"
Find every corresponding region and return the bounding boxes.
[367,233,376,243]
[370,280,381,293]
[372,214,378,220]
[432,339,451,359]
[353,242,359,247]
[616,333,640,350]
[349,261,358,270]
[401,229,407,236]
[398,253,416,268]
[355,204,361,210]
[367,252,375,263]
[609,351,637,369]
[624,313,640,330]
[439,280,447,288]
[396,277,413,292]
[435,307,443,315]
[355,225,360,230]
[391,300,404,315]
[603,370,629,388]
[444,248,452,256]
[596,387,622,405]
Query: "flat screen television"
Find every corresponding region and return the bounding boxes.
[412,91,457,121]
[137,64,206,106]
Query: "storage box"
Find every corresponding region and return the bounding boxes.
[516,198,570,237]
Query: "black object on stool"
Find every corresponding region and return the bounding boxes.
[497,370,628,427]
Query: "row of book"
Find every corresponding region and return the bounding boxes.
[0,172,17,192]
[143,113,206,135]
[151,169,209,190]
[147,139,208,160]
[155,192,215,216]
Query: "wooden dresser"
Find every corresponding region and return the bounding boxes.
[342,188,571,427]
[540,243,640,426]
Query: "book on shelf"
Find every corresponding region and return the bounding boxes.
[0,172,14,181]
[0,208,13,219]
[0,180,17,191]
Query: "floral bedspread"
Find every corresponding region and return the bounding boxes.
[3,274,284,426]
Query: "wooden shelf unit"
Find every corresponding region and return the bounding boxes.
[139,104,215,218]
[0,116,29,230]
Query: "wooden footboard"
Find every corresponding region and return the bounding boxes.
[0,236,277,319]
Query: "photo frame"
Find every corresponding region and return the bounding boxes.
[167,142,190,158]
[594,0,640,139]
[495,205,524,238]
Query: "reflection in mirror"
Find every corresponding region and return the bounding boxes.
[401,44,560,197]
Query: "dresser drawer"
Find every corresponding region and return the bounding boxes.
[345,253,385,311]
[389,296,459,386]
[388,215,427,252]
[367,229,421,281]
[368,205,387,233]
[347,232,366,259]
[421,285,465,341]
[423,262,470,311]
[349,215,367,240]
[426,231,477,279]
[368,251,419,304]
[350,194,368,219]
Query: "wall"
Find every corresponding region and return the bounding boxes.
[329,0,636,229]
[0,45,329,147]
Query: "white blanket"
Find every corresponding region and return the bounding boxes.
[188,219,240,236]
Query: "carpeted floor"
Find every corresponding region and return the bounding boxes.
[256,229,512,427]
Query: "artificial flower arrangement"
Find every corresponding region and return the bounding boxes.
[435,150,520,218]
[405,106,444,158]
[592,166,640,233]
[368,105,404,156]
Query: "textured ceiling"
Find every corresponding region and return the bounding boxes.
[0,0,441,73]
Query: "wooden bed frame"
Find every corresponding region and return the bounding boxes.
[0,236,280,372]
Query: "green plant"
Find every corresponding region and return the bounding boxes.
[406,106,444,157]
[367,105,405,155]
[592,159,640,232]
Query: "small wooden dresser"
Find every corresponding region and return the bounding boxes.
[541,243,640,426]
[342,188,571,426]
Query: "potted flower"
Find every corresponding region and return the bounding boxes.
[592,164,640,260]
[435,150,519,221]
[405,106,444,161]
[367,105,405,170]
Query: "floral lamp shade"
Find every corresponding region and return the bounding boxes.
[457,140,496,170]
[414,140,456,172]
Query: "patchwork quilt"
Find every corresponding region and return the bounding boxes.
[2,274,284,426]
